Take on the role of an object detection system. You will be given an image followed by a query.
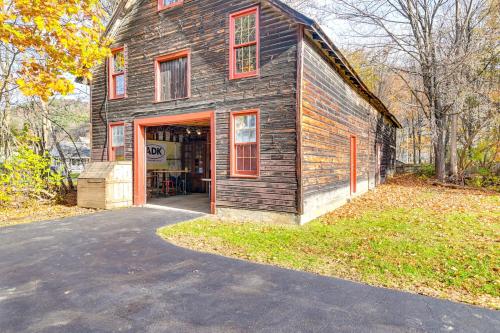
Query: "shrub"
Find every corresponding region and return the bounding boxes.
[466,174,500,191]
[0,130,62,207]
[417,164,435,179]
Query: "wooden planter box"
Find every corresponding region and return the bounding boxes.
[77,162,133,209]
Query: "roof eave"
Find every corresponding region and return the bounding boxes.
[103,0,129,39]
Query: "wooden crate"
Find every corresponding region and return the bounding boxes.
[77,162,133,209]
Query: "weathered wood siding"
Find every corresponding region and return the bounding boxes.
[301,38,396,198]
[91,0,299,213]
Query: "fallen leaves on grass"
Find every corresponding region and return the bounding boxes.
[329,175,499,221]
[0,192,96,227]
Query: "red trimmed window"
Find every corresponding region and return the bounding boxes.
[109,123,125,161]
[109,47,126,99]
[154,50,190,102]
[230,110,260,177]
[158,0,183,11]
[229,6,260,79]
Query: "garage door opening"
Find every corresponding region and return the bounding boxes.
[134,111,216,214]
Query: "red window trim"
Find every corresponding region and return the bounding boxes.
[230,109,260,178]
[229,6,260,80]
[108,46,126,100]
[157,0,183,12]
[350,135,357,194]
[154,49,191,103]
[108,122,125,161]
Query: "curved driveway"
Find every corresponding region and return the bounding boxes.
[0,208,498,333]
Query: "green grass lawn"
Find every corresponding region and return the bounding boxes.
[158,176,500,309]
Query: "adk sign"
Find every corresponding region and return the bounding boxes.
[147,143,166,163]
[146,140,182,170]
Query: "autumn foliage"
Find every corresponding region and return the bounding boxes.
[0,0,111,100]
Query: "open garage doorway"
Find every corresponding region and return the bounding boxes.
[133,111,216,214]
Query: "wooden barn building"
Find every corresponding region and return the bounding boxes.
[89,0,401,224]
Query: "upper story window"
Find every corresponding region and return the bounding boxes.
[154,50,191,102]
[109,122,125,161]
[229,6,260,80]
[109,47,126,99]
[230,110,260,177]
[158,0,183,11]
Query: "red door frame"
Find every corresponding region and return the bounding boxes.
[350,135,357,194]
[133,111,216,214]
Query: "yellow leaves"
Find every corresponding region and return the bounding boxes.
[33,16,45,30]
[17,61,76,101]
[342,49,381,92]
[2,0,112,100]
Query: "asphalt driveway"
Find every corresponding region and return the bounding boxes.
[0,208,498,333]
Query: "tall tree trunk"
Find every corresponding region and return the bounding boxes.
[412,118,417,164]
[52,131,74,191]
[449,111,458,178]
[40,100,51,153]
[430,143,434,164]
[449,0,461,179]
[435,116,447,181]
[0,104,11,161]
[417,129,422,164]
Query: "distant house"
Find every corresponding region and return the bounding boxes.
[51,138,91,175]
[89,0,401,224]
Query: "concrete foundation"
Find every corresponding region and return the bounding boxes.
[216,177,387,225]
[300,180,370,225]
[216,207,300,225]
[216,179,381,225]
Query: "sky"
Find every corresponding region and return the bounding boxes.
[286,0,359,48]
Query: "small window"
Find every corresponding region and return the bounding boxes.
[154,50,190,102]
[230,110,259,177]
[109,47,126,99]
[229,6,259,79]
[158,0,183,11]
[109,123,125,161]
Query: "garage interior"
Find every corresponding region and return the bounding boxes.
[145,121,211,214]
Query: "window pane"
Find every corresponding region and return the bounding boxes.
[237,145,244,157]
[234,13,256,45]
[237,157,244,171]
[114,147,125,161]
[235,143,257,172]
[235,45,256,74]
[250,155,256,170]
[235,114,256,143]
[114,74,125,96]
[113,50,125,73]
[162,0,181,6]
[159,56,188,101]
[112,125,124,147]
[236,129,255,143]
